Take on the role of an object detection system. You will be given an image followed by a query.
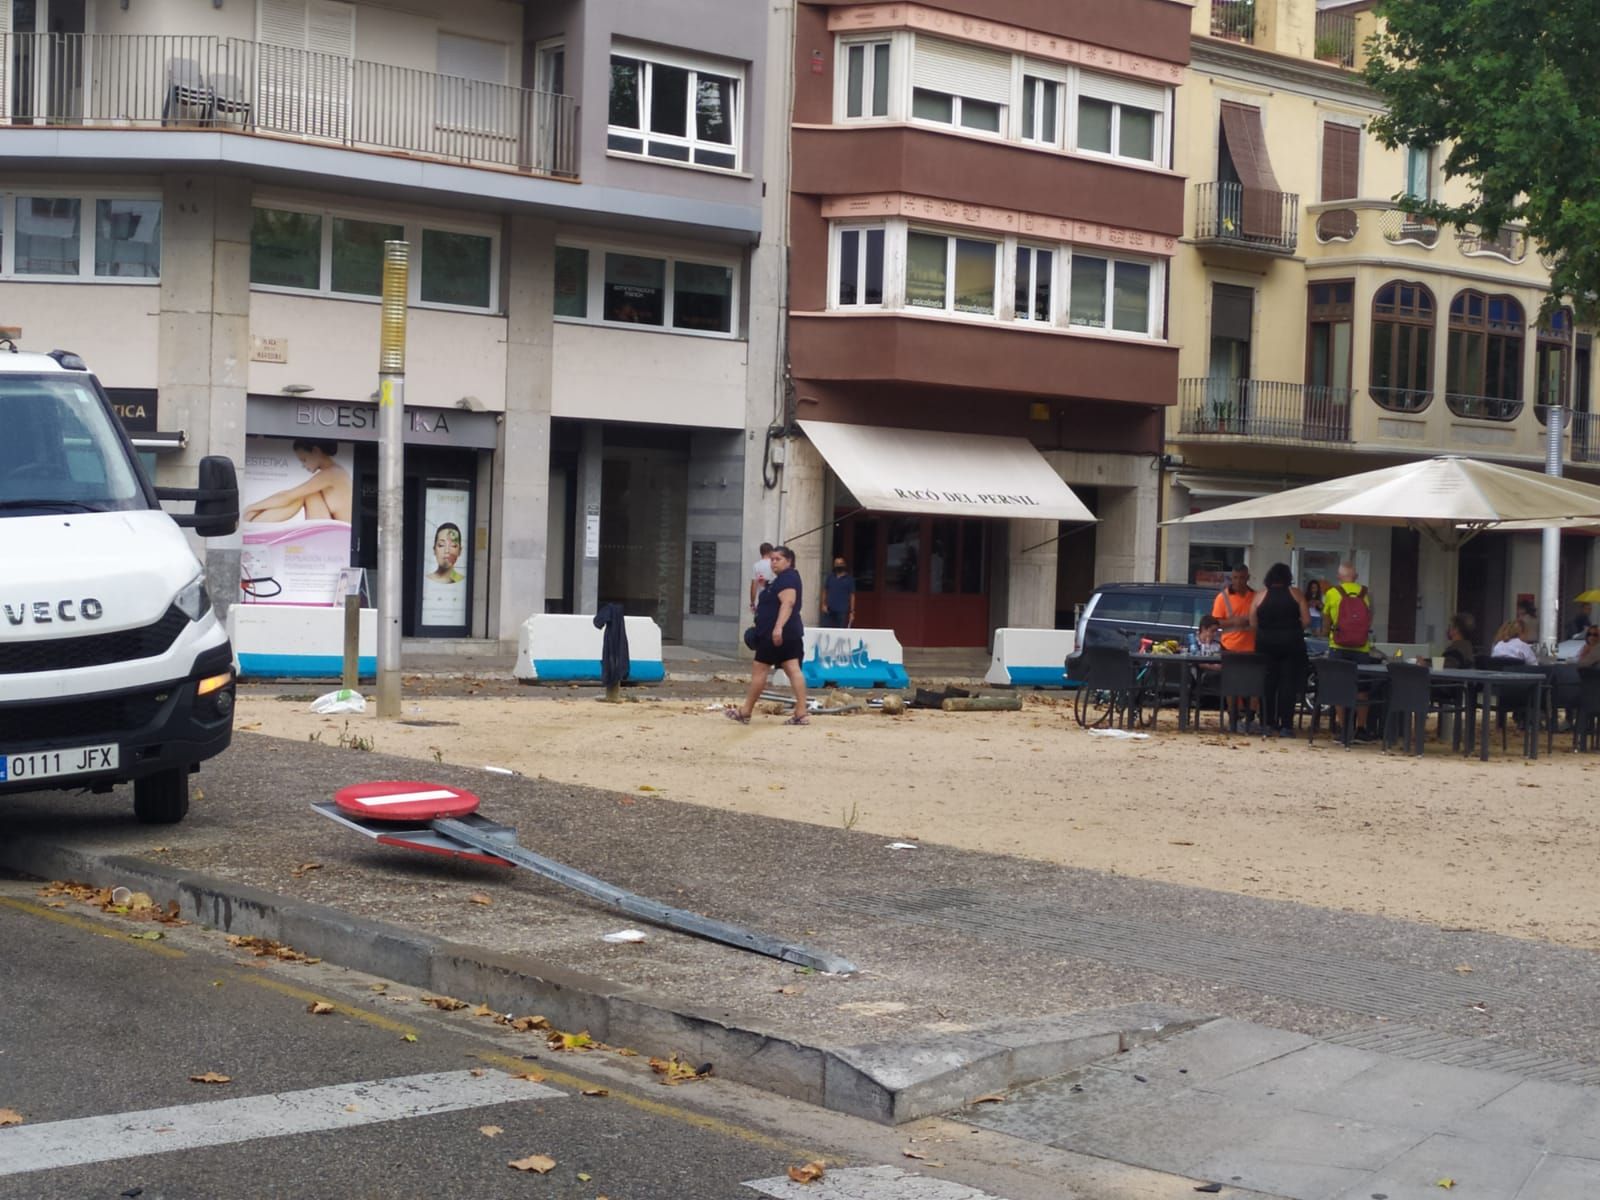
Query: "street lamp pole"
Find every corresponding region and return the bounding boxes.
[376,241,409,718]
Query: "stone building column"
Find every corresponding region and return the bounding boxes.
[156,173,251,617]
[1005,518,1059,629]
[489,214,555,645]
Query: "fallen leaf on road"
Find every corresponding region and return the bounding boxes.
[614,1047,638,1057]
[401,1034,418,1043]
[577,1172,591,1182]
[972,1093,1006,1104]
[580,1087,608,1097]
[306,1001,335,1015]
[902,1149,926,1160]
[513,1071,546,1083]
[1454,963,1474,974]
[129,931,164,941]
[472,1004,495,1018]
[547,1030,593,1051]
[478,1125,503,1138]
[777,985,804,996]
[510,1015,550,1032]
[787,1161,826,1183]
[422,996,467,1012]
[224,935,319,964]
[1168,840,1196,847]
[469,1068,486,1078]
[0,1108,22,1127]
[189,1073,231,1084]
[648,1054,704,1085]
[468,893,492,906]
[290,862,322,878]
[368,983,387,993]
[343,1105,359,1113]
[507,1155,556,1174]
[1437,1180,1455,1191]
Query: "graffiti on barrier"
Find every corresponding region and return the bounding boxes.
[810,632,874,672]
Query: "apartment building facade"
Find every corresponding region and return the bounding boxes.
[769,0,1190,648]
[0,0,776,652]
[1164,0,1597,646]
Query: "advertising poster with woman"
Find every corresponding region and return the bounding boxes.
[420,484,471,630]
[239,436,354,605]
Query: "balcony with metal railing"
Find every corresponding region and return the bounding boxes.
[0,32,576,178]
[1209,0,1257,42]
[1446,392,1523,422]
[1193,181,1299,256]
[1313,10,1358,67]
[1571,410,1600,465]
[1178,378,1353,443]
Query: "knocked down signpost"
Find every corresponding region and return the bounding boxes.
[312,781,858,975]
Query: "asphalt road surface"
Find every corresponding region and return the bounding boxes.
[0,878,1181,1200]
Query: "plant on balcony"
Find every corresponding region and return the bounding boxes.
[1367,0,1600,322]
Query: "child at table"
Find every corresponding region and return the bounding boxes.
[1187,614,1223,658]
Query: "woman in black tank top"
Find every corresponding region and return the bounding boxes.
[1251,561,1311,736]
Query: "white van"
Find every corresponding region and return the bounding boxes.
[0,339,239,824]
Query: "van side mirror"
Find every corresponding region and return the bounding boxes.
[157,455,240,538]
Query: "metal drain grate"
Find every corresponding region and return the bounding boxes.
[831,888,1526,1022]
[1323,1023,1600,1086]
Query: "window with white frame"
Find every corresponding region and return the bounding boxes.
[248,205,498,311]
[1075,72,1165,164]
[0,194,162,281]
[1014,245,1054,322]
[1068,254,1153,335]
[827,222,1161,338]
[552,242,739,337]
[836,227,885,307]
[843,39,891,120]
[1020,71,1062,146]
[906,230,999,315]
[608,46,742,171]
[909,37,1010,136]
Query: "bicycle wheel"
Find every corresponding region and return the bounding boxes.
[1074,686,1118,729]
[1133,684,1162,730]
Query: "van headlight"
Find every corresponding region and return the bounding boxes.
[175,575,211,622]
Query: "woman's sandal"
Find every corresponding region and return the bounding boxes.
[724,707,750,724]
[784,714,810,726]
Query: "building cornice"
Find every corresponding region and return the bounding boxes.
[1190,36,1377,108]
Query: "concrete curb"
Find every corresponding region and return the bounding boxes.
[0,835,1206,1124]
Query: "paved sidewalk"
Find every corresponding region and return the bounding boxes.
[965,1017,1600,1199]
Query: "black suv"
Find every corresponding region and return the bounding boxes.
[1067,581,1217,678]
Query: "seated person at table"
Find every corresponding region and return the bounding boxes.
[1442,613,1476,669]
[1186,614,1222,657]
[1490,620,1539,665]
[1578,625,1600,669]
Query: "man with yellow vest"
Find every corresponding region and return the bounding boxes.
[1323,561,1377,740]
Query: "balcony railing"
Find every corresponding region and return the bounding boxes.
[1210,0,1256,42]
[1179,378,1353,443]
[1446,391,1523,422]
[1314,10,1358,67]
[0,32,576,177]
[1571,411,1600,465]
[1193,181,1299,255]
[1380,207,1440,248]
[1456,225,1527,263]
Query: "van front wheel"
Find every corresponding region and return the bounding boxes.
[134,769,191,825]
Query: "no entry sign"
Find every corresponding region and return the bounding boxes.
[333,781,480,822]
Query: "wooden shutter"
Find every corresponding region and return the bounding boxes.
[911,36,1010,105]
[1219,101,1283,240]
[1319,122,1360,239]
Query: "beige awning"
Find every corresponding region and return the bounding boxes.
[799,420,1096,523]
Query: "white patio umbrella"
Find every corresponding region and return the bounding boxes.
[1163,456,1600,624]
[1163,455,1600,548]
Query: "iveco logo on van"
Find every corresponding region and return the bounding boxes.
[2,599,104,626]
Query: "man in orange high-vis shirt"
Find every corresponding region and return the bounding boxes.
[1212,563,1260,732]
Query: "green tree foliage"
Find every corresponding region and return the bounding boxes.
[1365,0,1600,317]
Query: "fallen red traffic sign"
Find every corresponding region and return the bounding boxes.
[333,781,480,822]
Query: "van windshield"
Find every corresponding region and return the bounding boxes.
[0,375,146,513]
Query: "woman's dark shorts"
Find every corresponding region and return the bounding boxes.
[754,637,804,667]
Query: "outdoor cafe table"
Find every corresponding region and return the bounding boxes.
[1358,663,1548,761]
[1130,650,1215,732]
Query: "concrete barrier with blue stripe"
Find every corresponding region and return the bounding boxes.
[515,614,665,684]
[229,605,378,679]
[984,627,1077,688]
[800,628,909,689]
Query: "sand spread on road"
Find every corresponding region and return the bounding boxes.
[236,689,1600,950]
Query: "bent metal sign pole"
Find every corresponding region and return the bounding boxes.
[312,782,858,976]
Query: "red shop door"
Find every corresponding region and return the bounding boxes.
[837,512,990,647]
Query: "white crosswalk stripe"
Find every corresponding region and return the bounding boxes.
[744,1164,1013,1199]
[0,1069,563,1177]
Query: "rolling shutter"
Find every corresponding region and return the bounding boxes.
[1219,101,1283,240]
[911,36,1010,104]
[1078,70,1167,114]
[255,0,353,140]
[1319,121,1361,238]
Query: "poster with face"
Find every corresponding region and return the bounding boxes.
[420,484,470,629]
[239,436,355,606]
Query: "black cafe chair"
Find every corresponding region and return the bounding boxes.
[1487,657,1544,755]
[1308,655,1358,746]
[1217,651,1268,735]
[1573,668,1600,752]
[1383,661,1464,756]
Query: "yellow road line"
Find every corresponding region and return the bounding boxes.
[233,973,420,1037]
[469,1048,812,1156]
[0,896,187,959]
